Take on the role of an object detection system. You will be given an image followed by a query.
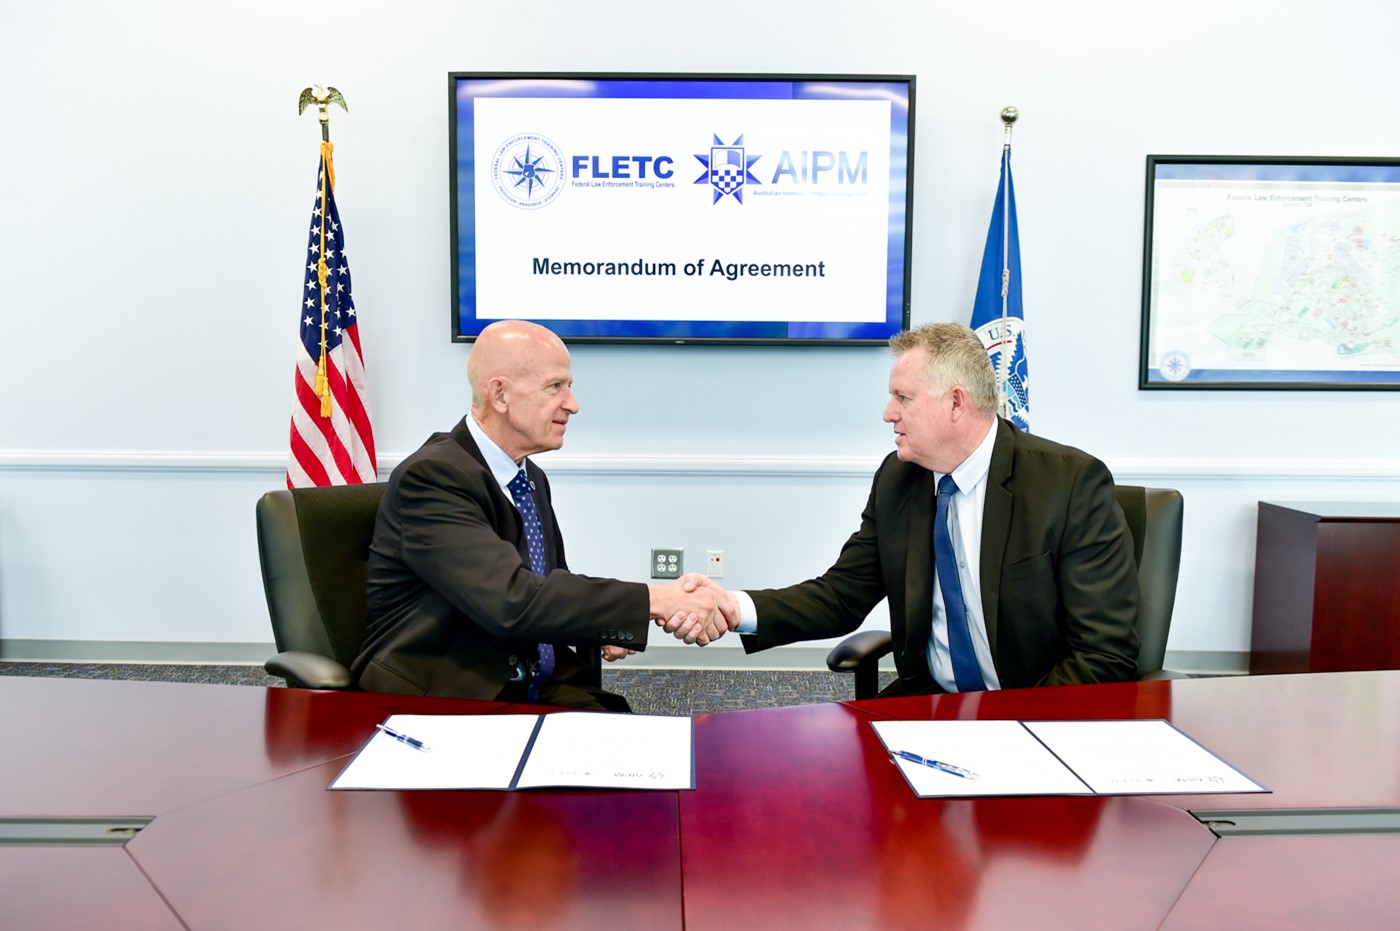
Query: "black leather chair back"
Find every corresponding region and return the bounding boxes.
[256,483,386,686]
[1113,485,1184,678]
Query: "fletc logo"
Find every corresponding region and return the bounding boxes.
[693,134,762,204]
[490,133,565,209]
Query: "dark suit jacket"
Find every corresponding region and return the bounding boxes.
[746,419,1140,691]
[352,421,650,700]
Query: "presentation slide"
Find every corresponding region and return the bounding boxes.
[451,76,913,343]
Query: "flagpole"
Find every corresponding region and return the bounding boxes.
[997,106,1018,421]
[298,86,349,417]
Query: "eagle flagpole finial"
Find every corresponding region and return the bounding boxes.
[298,85,348,142]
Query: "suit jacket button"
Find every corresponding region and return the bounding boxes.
[508,654,519,666]
[625,631,635,642]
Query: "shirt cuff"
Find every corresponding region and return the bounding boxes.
[733,589,758,634]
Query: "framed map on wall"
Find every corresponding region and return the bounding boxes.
[1140,155,1400,389]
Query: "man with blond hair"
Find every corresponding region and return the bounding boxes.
[682,322,1139,696]
[354,320,726,710]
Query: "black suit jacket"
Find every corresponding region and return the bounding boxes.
[746,419,1140,691]
[352,421,650,700]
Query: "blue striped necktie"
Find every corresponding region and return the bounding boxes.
[508,469,555,701]
[935,474,985,692]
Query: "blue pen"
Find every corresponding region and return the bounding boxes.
[376,723,432,752]
[894,750,978,780]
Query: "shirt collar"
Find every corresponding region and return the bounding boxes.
[465,414,527,491]
[940,419,997,495]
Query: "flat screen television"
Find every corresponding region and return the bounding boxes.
[449,72,915,344]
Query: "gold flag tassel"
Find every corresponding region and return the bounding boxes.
[314,143,335,417]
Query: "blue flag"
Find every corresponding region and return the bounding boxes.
[970,147,1028,431]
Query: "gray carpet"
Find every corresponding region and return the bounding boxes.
[0,662,896,716]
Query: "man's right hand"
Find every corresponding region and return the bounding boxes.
[647,576,738,646]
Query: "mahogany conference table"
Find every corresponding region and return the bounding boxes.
[681,671,1400,929]
[3,671,1399,929]
[0,677,681,930]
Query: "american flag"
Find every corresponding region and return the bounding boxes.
[287,142,377,487]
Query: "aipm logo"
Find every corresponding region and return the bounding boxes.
[694,134,762,204]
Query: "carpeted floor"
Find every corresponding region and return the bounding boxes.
[0,662,896,716]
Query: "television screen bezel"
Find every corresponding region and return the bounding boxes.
[448,71,916,346]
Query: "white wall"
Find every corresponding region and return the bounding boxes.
[2,0,1397,668]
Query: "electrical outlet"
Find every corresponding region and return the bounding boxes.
[651,547,683,579]
[706,550,724,578]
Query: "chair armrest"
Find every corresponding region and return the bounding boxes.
[1139,669,1191,682]
[265,651,354,690]
[825,630,894,672]
[827,631,894,701]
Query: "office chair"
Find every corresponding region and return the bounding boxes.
[256,483,386,689]
[825,485,1185,699]
[256,482,605,691]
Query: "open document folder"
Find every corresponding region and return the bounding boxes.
[330,712,694,791]
[870,719,1269,799]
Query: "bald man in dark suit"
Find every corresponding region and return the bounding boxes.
[353,321,727,710]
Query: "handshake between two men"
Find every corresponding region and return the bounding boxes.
[654,573,740,645]
[355,320,1141,703]
[597,575,738,663]
[605,575,738,660]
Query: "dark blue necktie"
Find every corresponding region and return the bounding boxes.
[935,474,985,692]
[508,469,555,701]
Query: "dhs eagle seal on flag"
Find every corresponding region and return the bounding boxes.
[491,133,564,210]
[971,146,1030,431]
[974,316,1029,428]
[693,134,762,204]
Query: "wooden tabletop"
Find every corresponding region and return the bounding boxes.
[3,671,1398,929]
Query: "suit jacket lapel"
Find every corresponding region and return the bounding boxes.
[980,419,1016,663]
[449,420,532,564]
